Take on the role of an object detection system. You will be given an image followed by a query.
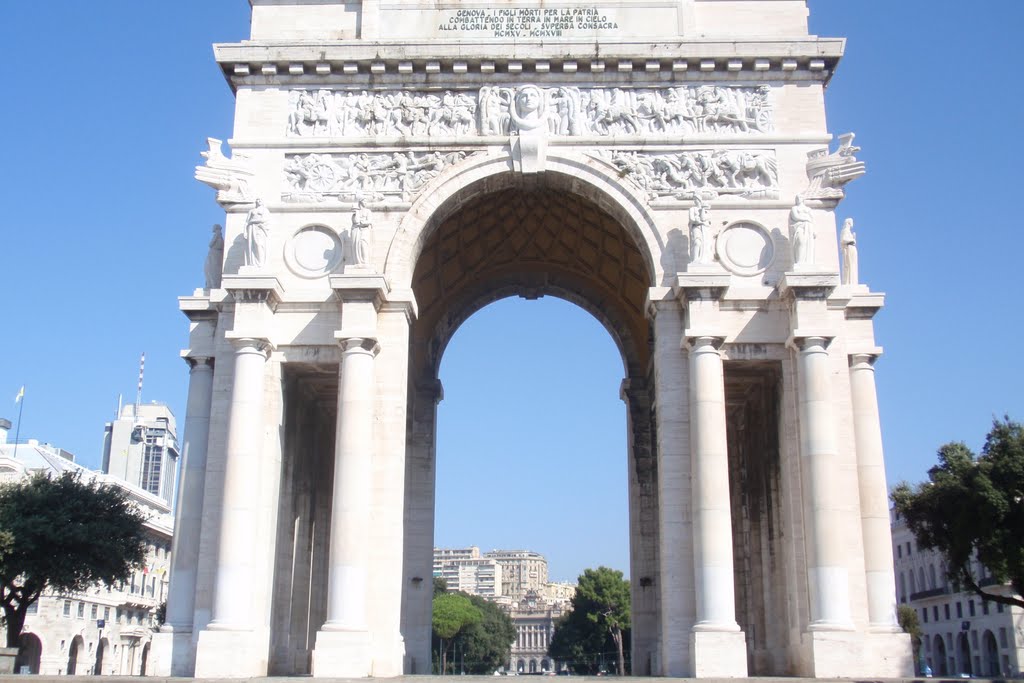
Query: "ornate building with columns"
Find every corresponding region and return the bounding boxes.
[153,0,912,678]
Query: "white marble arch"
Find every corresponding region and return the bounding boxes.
[383,150,667,292]
[389,149,664,675]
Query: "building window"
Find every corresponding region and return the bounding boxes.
[1000,628,1008,648]
[63,600,71,617]
[103,607,110,621]
[922,608,929,623]
[944,604,950,620]
[969,600,975,617]
[906,541,912,556]
[933,605,939,621]
[982,600,989,615]
[90,604,98,620]
[897,545,902,559]
[997,602,1004,613]
[956,602,963,618]
[77,602,84,618]
[141,438,164,496]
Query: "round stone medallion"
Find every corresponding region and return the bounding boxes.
[285,226,343,279]
[716,221,774,276]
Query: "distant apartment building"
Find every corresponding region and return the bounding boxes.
[0,418,174,676]
[102,402,180,508]
[892,510,1023,676]
[484,549,549,600]
[432,546,503,598]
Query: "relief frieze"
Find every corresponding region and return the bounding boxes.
[604,149,779,200]
[286,85,773,139]
[283,150,470,203]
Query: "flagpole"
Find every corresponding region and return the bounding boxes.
[12,389,24,461]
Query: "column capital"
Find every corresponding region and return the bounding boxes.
[183,355,215,371]
[228,336,275,357]
[789,335,833,352]
[684,335,725,352]
[335,334,381,357]
[778,272,839,300]
[674,272,731,302]
[849,352,881,369]
[222,274,283,310]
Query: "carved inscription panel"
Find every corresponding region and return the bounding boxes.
[378,3,680,40]
[286,86,773,139]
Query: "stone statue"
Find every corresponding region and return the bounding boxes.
[840,217,859,285]
[688,195,712,265]
[204,224,224,289]
[351,197,373,266]
[244,198,269,268]
[789,195,814,267]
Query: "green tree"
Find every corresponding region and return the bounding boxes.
[447,594,516,674]
[892,418,1024,608]
[0,471,148,647]
[432,592,480,674]
[897,604,922,668]
[548,567,631,675]
[433,576,448,596]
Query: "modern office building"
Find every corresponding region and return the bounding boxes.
[102,402,180,508]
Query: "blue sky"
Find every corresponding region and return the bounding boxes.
[2,2,1022,583]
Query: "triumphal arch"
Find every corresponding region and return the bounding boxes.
[152,0,911,677]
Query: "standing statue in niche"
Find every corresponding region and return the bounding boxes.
[244,198,269,268]
[688,195,712,265]
[840,217,859,285]
[204,224,224,289]
[350,196,373,267]
[789,195,814,267]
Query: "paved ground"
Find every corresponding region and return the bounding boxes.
[1,677,1019,683]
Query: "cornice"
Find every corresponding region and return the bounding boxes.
[213,37,844,89]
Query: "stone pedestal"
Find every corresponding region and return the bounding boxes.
[148,628,194,678]
[311,629,371,677]
[0,647,18,675]
[690,630,748,677]
[194,629,269,677]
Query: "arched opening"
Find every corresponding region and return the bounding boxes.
[933,632,948,675]
[67,635,84,675]
[94,637,109,675]
[15,632,42,674]
[401,178,658,676]
[957,632,972,676]
[982,630,998,676]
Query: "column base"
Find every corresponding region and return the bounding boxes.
[864,631,914,677]
[148,627,196,676]
[689,629,748,677]
[311,628,372,677]
[371,633,406,677]
[194,628,269,678]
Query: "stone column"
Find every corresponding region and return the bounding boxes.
[688,336,739,629]
[849,353,900,631]
[194,336,273,677]
[686,336,747,676]
[312,336,380,677]
[156,354,214,673]
[210,338,273,627]
[795,336,852,630]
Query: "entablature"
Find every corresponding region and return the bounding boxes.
[214,37,844,89]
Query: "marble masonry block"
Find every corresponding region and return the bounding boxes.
[690,630,749,677]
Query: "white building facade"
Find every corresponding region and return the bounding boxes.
[158,0,911,677]
[0,425,174,676]
[892,512,1024,677]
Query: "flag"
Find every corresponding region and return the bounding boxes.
[14,386,24,403]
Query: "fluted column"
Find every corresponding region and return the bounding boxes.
[325,336,380,630]
[795,336,852,629]
[849,353,900,631]
[164,356,215,631]
[687,336,740,632]
[208,338,272,629]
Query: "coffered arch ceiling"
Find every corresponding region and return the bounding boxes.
[410,179,653,382]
